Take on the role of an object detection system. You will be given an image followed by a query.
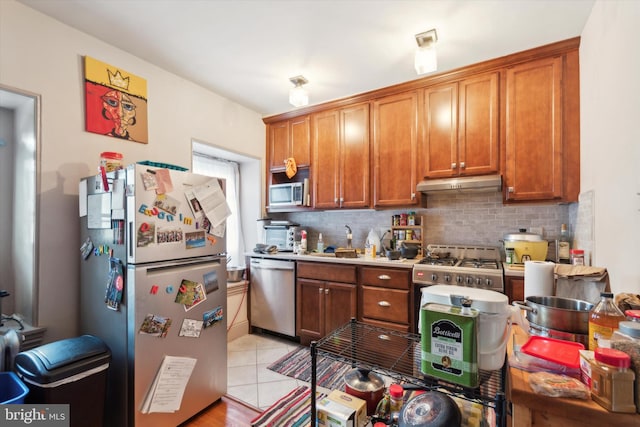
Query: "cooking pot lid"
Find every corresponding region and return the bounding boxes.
[421,285,510,314]
[344,368,384,391]
[503,230,544,241]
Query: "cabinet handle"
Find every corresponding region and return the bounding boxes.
[451,162,457,169]
[319,288,324,294]
[411,192,416,200]
[378,301,391,307]
[325,288,329,295]
[378,274,391,280]
[508,187,515,193]
[460,162,466,169]
[378,334,391,341]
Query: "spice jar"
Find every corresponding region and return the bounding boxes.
[570,249,585,265]
[408,212,416,226]
[590,347,636,413]
[388,383,404,418]
[505,248,515,264]
[400,213,408,226]
[610,321,640,413]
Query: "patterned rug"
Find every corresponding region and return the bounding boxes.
[250,385,326,427]
[266,346,351,391]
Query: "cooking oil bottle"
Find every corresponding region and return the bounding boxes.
[589,292,626,350]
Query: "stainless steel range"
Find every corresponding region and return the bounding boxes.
[412,244,505,333]
[412,244,504,292]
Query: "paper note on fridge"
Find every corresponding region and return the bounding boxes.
[141,355,197,414]
[192,179,231,228]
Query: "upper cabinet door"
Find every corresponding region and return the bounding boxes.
[340,103,370,209]
[312,103,370,209]
[268,116,310,172]
[373,91,419,207]
[421,83,458,178]
[420,72,499,179]
[458,72,499,176]
[312,109,341,209]
[505,57,563,201]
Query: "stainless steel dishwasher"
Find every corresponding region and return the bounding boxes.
[249,258,296,337]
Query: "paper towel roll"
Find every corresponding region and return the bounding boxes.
[524,261,556,298]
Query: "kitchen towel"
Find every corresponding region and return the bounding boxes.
[524,261,555,298]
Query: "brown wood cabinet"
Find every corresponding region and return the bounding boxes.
[505,275,524,303]
[372,91,419,207]
[267,116,311,172]
[503,50,580,202]
[263,38,581,208]
[420,73,499,179]
[296,262,357,346]
[358,266,411,332]
[312,103,370,209]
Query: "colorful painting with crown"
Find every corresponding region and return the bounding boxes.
[84,56,148,143]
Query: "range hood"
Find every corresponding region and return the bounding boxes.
[417,174,502,194]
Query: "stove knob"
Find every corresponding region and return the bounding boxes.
[456,276,463,284]
[431,273,438,282]
[465,276,473,285]
[485,278,493,287]
[475,277,482,285]
[443,274,451,282]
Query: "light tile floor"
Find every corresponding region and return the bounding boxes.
[227,333,306,410]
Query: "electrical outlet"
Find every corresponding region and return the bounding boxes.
[530,227,543,236]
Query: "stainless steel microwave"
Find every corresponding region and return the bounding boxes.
[269,182,304,207]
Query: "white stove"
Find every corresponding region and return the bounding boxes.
[412,244,504,292]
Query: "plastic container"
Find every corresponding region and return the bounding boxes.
[588,292,626,350]
[521,336,584,370]
[317,233,324,253]
[590,347,636,413]
[625,310,640,322]
[389,383,404,416]
[0,371,29,404]
[99,151,123,172]
[570,249,585,265]
[420,285,511,370]
[610,321,640,413]
[14,335,111,427]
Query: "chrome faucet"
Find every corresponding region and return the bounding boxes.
[344,225,353,249]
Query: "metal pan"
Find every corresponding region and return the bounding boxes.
[513,296,594,334]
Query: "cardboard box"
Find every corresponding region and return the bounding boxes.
[579,349,595,387]
[327,390,367,427]
[316,397,355,427]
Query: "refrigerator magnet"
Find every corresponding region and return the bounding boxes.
[203,306,224,328]
[139,314,172,338]
[178,319,203,338]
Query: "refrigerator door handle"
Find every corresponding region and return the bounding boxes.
[143,257,223,276]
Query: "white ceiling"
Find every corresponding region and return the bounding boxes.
[18,0,595,117]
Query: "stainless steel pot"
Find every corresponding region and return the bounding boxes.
[513,296,594,334]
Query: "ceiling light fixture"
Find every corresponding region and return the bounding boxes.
[289,75,309,108]
[414,29,438,75]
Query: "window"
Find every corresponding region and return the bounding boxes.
[192,153,245,268]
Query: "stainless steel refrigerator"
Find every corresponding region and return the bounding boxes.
[79,163,228,427]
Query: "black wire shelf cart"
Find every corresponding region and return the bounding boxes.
[310,318,506,427]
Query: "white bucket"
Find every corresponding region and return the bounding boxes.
[478,312,511,370]
[420,285,511,370]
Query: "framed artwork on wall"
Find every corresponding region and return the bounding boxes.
[84,56,149,144]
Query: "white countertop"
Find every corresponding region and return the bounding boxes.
[247,251,419,269]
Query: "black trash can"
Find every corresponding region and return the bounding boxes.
[14,335,111,427]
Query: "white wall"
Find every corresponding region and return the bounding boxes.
[580,1,640,294]
[0,1,265,342]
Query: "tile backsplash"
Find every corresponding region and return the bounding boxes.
[273,191,578,261]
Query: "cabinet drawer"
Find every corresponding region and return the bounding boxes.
[360,267,410,290]
[360,286,409,324]
[297,261,357,283]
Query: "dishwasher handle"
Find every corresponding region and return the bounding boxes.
[250,259,295,271]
